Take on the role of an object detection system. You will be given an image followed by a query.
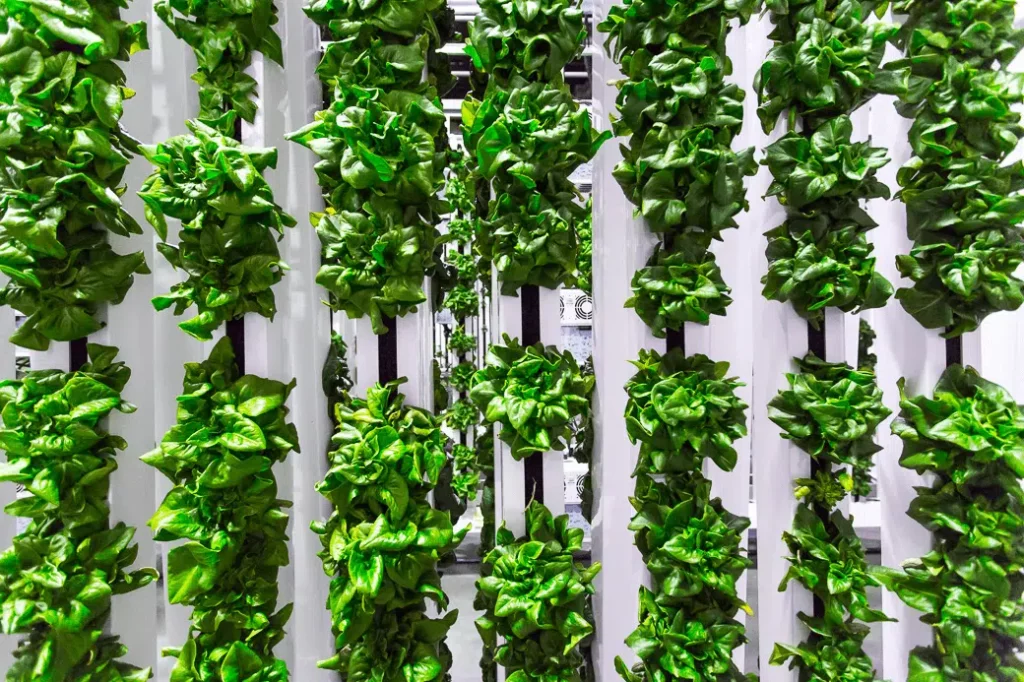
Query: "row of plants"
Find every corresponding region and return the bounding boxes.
[615,349,752,682]
[464,0,606,294]
[597,0,757,337]
[0,0,149,350]
[462,0,605,677]
[287,0,475,678]
[887,0,1024,336]
[597,0,759,675]
[470,336,599,682]
[287,0,451,335]
[0,344,156,680]
[142,3,300,681]
[768,353,891,682]
[145,337,297,681]
[312,378,465,679]
[433,151,489,521]
[430,147,498,682]
[754,0,902,677]
[879,365,1024,682]
[756,0,901,326]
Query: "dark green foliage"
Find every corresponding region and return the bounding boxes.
[470,335,594,461]
[877,366,1024,682]
[288,0,449,334]
[626,242,732,337]
[466,0,585,83]
[464,0,604,293]
[857,319,876,372]
[616,350,752,682]
[756,0,900,324]
[886,0,1024,336]
[755,0,903,132]
[155,0,284,122]
[767,354,891,682]
[322,332,354,419]
[475,501,600,682]
[139,117,296,340]
[0,0,149,350]
[577,200,593,296]
[312,379,465,679]
[144,337,298,682]
[598,0,757,332]
[0,344,157,681]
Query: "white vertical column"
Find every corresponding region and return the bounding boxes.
[685,18,760,669]
[978,311,1023,394]
[589,0,662,675]
[746,13,813,680]
[397,282,435,411]
[25,344,69,372]
[352,318,379,396]
[148,10,204,678]
[0,288,15,671]
[246,4,336,674]
[751,303,811,682]
[539,286,565,516]
[103,0,159,670]
[867,70,945,682]
[494,283,524,535]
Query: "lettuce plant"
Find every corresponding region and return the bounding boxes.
[759,115,894,324]
[617,349,752,682]
[444,399,479,433]
[451,443,481,502]
[767,353,891,682]
[144,337,298,682]
[626,242,732,337]
[433,150,487,516]
[598,0,757,333]
[577,199,593,296]
[0,344,156,681]
[312,379,465,678]
[480,188,586,295]
[464,0,604,293]
[475,501,600,682]
[878,365,1024,682]
[887,0,1024,336]
[139,116,296,340]
[323,331,354,418]
[0,0,149,350]
[625,350,748,474]
[288,0,448,335]
[470,335,594,461]
[466,0,585,82]
[756,0,902,132]
[756,0,901,324]
[155,0,284,122]
[769,354,889,475]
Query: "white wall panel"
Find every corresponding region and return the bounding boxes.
[868,56,947,682]
[103,0,160,669]
[0,283,15,671]
[589,0,665,676]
